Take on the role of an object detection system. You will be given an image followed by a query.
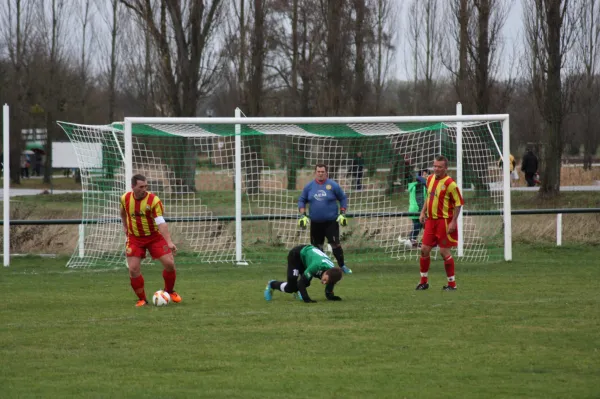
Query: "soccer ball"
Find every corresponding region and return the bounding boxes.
[152,290,171,307]
[398,236,414,249]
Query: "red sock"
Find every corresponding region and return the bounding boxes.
[130,275,146,301]
[444,255,456,288]
[419,256,430,284]
[163,269,176,293]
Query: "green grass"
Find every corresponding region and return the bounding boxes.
[1,245,599,398]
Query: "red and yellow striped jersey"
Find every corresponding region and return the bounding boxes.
[425,175,464,220]
[120,192,165,237]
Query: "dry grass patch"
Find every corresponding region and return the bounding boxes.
[0,205,79,255]
[511,214,600,245]
[512,166,600,187]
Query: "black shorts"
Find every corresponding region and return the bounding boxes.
[286,245,307,290]
[310,220,340,247]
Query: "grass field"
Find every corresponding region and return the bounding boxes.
[1,245,599,398]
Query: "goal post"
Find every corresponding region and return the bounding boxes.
[58,110,511,268]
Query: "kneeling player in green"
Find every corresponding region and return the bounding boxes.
[264,245,344,303]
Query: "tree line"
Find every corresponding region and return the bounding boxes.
[1,0,598,197]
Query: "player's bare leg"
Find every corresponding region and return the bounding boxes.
[158,253,181,302]
[127,256,148,306]
[439,247,457,290]
[416,245,432,290]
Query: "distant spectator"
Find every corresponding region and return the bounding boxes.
[33,152,42,176]
[498,154,518,186]
[20,153,30,178]
[521,149,539,187]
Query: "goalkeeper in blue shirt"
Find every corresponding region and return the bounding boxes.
[264,245,344,303]
[298,164,352,274]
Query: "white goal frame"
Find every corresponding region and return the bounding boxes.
[122,106,512,262]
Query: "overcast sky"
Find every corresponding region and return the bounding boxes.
[394,0,524,81]
[74,0,523,84]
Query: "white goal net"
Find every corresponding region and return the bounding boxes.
[58,113,511,268]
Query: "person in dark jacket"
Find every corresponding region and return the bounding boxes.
[521,149,539,187]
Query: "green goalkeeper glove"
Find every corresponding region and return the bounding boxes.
[298,213,309,229]
[336,213,348,227]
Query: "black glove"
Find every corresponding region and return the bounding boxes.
[326,291,342,301]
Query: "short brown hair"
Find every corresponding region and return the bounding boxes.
[131,174,146,187]
[435,155,448,166]
[325,267,343,284]
[315,163,328,172]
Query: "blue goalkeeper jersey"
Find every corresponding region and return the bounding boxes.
[300,245,336,280]
[298,179,348,222]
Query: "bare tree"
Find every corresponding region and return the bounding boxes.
[444,0,511,113]
[352,0,367,116]
[120,0,225,117]
[77,0,92,123]
[222,0,248,110]
[523,0,581,196]
[371,0,396,115]
[248,0,267,116]
[220,1,270,193]
[94,0,123,122]
[325,0,345,115]
[290,0,299,113]
[267,0,325,116]
[407,0,420,115]
[108,0,119,122]
[1,0,37,183]
[119,0,226,192]
[39,0,68,184]
[262,1,325,187]
[118,11,159,116]
[473,0,491,113]
[245,0,268,194]
[458,0,470,108]
[406,0,442,115]
[577,0,600,169]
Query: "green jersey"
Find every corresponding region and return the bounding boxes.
[407,179,427,221]
[300,245,335,280]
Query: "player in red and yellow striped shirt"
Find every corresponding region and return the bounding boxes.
[120,174,181,306]
[416,155,464,291]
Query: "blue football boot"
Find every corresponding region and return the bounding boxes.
[264,280,276,301]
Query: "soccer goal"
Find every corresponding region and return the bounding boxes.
[58,107,511,268]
